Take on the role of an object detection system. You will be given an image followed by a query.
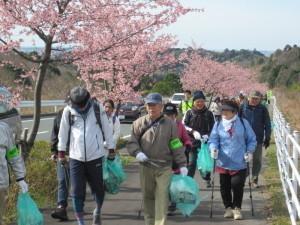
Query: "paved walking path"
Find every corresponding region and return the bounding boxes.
[43,162,268,225]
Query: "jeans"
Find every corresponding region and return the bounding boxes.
[69,157,105,214]
[57,161,70,208]
[219,169,247,209]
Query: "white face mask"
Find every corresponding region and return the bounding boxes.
[222,115,238,131]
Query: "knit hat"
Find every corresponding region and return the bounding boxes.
[163,103,178,115]
[193,90,206,102]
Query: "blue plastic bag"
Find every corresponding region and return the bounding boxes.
[197,143,214,173]
[103,155,126,194]
[17,193,44,225]
[169,175,201,217]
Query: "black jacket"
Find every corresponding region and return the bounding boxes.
[239,103,271,144]
[50,109,69,154]
[184,107,215,138]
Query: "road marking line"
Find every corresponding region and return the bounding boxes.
[37,131,49,134]
[22,117,55,123]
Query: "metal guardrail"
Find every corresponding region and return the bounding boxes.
[273,96,300,225]
[18,100,65,113]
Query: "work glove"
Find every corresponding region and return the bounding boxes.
[180,167,188,176]
[50,153,57,162]
[58,151,67,165]
[136,152,148,162]
[201,134,209,143]
[108,149,116,160]
[244,152,253,163]
[211,149,218,159]
[264,138,270,149]
[18,180,29,193]
[193,130,201,140]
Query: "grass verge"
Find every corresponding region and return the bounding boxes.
[4,141,57,224]
[3,140,133,224]
[263,141,291,225]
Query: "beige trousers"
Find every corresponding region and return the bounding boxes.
[140,165,172,225]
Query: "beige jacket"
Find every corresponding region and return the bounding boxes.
[127,115,186,168]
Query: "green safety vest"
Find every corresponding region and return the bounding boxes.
[267,90,273,101]
[181,100,193,114]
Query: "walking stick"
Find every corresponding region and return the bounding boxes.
[247,162,254,216]
[137,199,143,219]
[210,158,216,218]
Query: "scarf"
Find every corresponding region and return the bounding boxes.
[222,115,238,132]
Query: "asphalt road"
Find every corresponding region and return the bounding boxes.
[43,162,267,225]
[21,117,132,141]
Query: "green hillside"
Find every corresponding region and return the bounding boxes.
[260,44,300,89]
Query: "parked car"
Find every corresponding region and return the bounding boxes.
[169,93,185,106]
[118,101,146,122]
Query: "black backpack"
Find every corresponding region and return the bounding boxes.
[68,99,105,141]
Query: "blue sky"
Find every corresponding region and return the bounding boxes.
[19,0,300,51]
[163,0,300,51]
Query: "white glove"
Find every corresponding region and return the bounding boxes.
[136,152,148,162]
[193,131,201,140]
[244,153,253,163]
[180,167,188,176]
[185,127,192,132]
[211,149,218,159]
[103,141,108,148]
[201,134,209,142]
[18,180,28,193]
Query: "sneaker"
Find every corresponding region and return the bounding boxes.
[232,208,243,220]
[206,180,212,188]
[51,207,68,221]
[223,207,233,218]
[168,203,176,216]
[92,211,101,225]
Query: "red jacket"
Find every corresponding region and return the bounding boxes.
[176,120,192,147]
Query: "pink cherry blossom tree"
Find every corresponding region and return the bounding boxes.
[181,51,267,104]
[0,0,194,151]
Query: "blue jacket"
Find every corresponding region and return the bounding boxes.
[239,103,271,144]
[208,117,257,171]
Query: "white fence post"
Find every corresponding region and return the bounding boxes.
[273,96,300,225]
[293,131,300,221]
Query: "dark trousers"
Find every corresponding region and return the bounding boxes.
[219,169,247,209]
[69,157,105,213]
[56,161,70,208]
[187,147,211,180]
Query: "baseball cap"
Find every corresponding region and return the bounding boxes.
[249,90,262,99]
[145,93,162,104]
[163,103,178,115]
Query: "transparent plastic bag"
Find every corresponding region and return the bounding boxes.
[17,193,44,225]
[169,175,201,217]
[103,156,126,194]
